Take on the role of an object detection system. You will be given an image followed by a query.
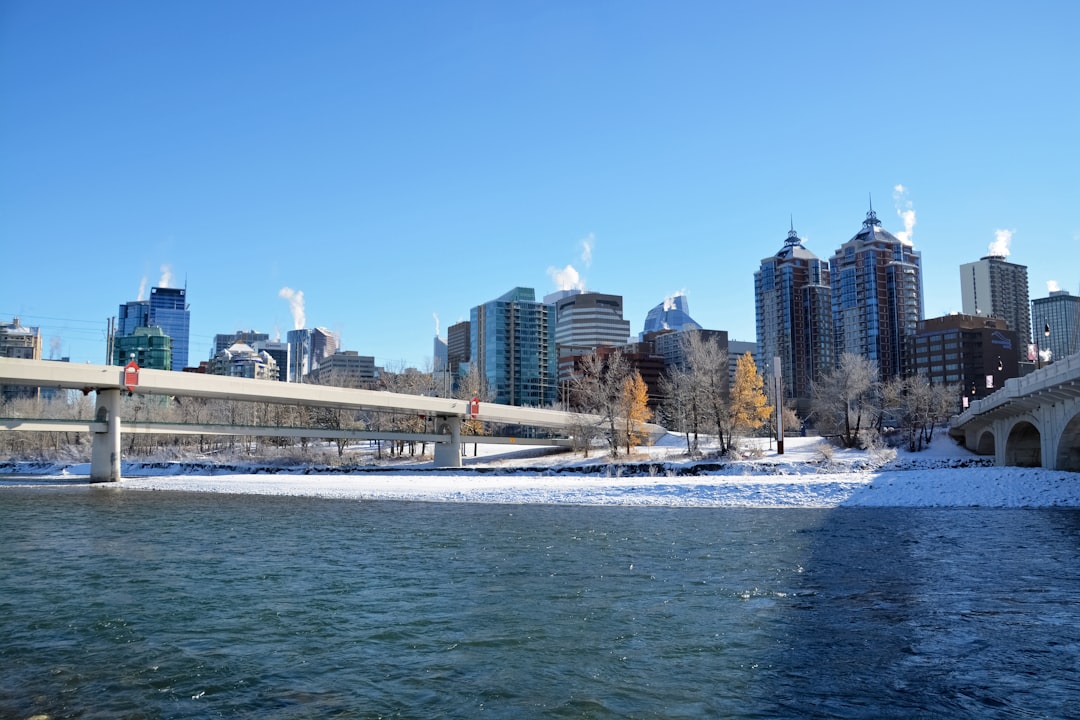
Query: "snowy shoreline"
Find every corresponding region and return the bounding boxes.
[3,436,1078,508]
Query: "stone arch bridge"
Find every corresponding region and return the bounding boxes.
[950,353,1080,471]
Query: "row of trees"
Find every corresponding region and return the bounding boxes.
[0,343,959,462]
[810,352,959,452]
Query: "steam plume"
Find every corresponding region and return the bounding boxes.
[547,264,584,292]
[433,312,441,337]
[1048,280,1061,293]
[278,287,306,329]
[893,185,916,244]
[580,232,594,268]
[989,229,1013,257]
[49,336,63,360]
[663,290,687,311]
[137,277,148,301]
[158,264,173,288]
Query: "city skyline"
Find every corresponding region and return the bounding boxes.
[2,2,1077,368]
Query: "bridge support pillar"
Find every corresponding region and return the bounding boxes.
[433,414,462,468]
[90,388,122,482]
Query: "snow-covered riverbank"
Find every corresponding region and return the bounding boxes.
[3,435,1078,508]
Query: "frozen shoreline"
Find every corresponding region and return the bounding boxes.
[3,436,1079,508]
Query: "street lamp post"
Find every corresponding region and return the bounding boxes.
[1036,321,1050,370]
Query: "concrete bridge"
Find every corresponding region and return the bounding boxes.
[950,353,1080,471]
[0,357,664,481]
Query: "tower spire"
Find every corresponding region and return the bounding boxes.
[863,193,880,229]
[785,217,801,247]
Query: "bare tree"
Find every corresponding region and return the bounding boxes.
[810,352,880,449]
[569,350,630,456]
[682,332,731,453]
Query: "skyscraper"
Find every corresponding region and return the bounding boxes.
[286,327,340,381]
[547,290,631,357]
[960,255,1031,343]
[148,287,190,371]
[641,294,700,337]
[755,223,833,409]
[1032,290,1080,363]
[470,287,557,407]
[830,208,923,380]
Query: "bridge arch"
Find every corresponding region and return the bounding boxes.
[1054,409,1080,472]
[973,429,995,456]
[1004,420,1042,468]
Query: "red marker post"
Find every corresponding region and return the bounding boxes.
[123,360,140,393]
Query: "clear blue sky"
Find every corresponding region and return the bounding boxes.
[2,1,1077,369]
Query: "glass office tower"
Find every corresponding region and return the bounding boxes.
[149,287,190,371]
[471,287,557,407]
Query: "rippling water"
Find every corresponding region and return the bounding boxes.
[1,487,1078,719]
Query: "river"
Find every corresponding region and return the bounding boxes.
[2,486,1078,718]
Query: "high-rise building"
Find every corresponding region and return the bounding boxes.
[0,317,42,401]
[447,321,471,379]
[641,294,700,337]
[117,300,150,336]
[148,287,190,371]
[286,327,340,382]
[548,291,631,357]
[755,224,833,410]
[830,208,923,380]
[910,314,1019,401]
[960,255,1030,343]
[113,326,172,370]
[470,287,557,407]
[1032,290,1080,363]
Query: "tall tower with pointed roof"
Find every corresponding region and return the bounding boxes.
[829,207,923,380]
[754,221,833,412]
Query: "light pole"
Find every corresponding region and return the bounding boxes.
[1036,321,1050,369]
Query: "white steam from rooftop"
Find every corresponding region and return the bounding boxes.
[433,312,440,337]
[663,290,687,311]
[158,264,173,288]
[137,277,148,301]
[893,185,916,244]
[989,229,1013,257]
[278,287,306,330]
[547,232,595,292]
[1048,280,1061,293]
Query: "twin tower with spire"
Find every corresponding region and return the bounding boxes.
[754,203,923,413]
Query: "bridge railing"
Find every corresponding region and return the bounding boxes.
[953,352,1080,426]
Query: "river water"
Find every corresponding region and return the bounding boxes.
[2,486,1078,719]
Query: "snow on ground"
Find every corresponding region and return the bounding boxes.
[5,433,1079,508]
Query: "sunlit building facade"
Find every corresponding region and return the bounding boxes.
[471,287,557,407]
[830,209,923,380]
[755,224,833,410]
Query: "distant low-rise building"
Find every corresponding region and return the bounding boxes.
[208,342,279,381]
[0,317,42,401]
[307,351,377,387]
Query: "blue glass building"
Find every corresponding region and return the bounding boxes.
[829,209,923,380]
[149,287,190,371]
[471,287,557,407]
[754,223,833,410]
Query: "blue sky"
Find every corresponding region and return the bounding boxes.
[2,1,1077,369]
